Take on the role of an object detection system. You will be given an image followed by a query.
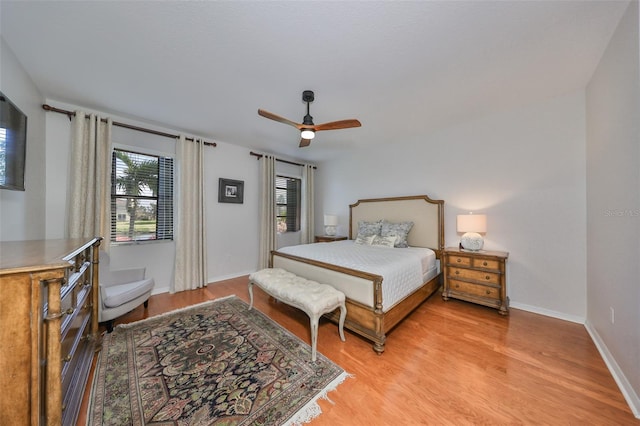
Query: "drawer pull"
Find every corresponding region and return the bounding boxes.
[486,290,491,295]
[44,307,74,321]
[485,275,491,280]
[456,258,462,263]
[63,354,72,362]
[455,284,460,288]
[455,270,460,275]
[482,261,488,266]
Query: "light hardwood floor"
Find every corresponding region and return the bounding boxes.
[78,276,639,425]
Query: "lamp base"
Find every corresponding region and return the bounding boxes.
[460,232,484,251]
[324,225,336,236]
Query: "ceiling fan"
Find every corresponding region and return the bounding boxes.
[258,90,361,147]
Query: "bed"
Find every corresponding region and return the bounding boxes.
[271,194,444,354]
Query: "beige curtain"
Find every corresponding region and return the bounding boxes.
[68,111,112,247]
[259,155,277,269]
[300,164,315,244]
[173,136,207,293]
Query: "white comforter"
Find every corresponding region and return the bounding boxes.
[276,240,437,310]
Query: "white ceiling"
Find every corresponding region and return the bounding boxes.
[0,1,629,162]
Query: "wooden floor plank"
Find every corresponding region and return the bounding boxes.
[77,276,639,425]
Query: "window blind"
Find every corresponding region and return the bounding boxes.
[276,175,301,232]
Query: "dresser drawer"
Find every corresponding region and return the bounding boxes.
[61,290,92,380]
[61,324,93,424]
[60,282,75,315]
[60,277,91,335]
[449,279,500,300]
[61,303,92,367]
[448,255,472,267]
[472,257,501,270]
[449,267,500,285]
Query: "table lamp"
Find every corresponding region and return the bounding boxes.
[457,213,487,251]
[324,214,338,236]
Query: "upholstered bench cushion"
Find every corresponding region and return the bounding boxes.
[102,278,155,308]
[249,268,345,315]
[248,268,346,362]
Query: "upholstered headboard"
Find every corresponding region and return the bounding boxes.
[349,195,444,254]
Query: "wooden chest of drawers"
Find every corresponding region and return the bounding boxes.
[0,238,101,425]
[442,247,509,315]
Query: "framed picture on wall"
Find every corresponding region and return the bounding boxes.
[218,178,244,204]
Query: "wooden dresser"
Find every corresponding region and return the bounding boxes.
[442,247,509,315]
[0,237,102,425]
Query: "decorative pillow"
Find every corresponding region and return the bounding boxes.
[354,234,375,245]
[357,220,382,237]
[380,220,414,248]
[371,235,397,248]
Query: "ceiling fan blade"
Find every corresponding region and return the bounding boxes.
[314,119,362,131]
[258,109,302,129]
[299,138,312,148]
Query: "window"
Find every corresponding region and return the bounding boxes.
[276,175,301,233]
[111,148,173,242]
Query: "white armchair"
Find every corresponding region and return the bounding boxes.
[99,251,154,332]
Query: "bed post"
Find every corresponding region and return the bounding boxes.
[373,276,385,354]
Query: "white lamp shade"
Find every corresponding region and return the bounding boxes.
[324,214,338,226]
[301,129,315,139]
[457,214,487,233]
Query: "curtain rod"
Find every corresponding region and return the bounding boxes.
[42,104,217,147]
[250,151,317,169]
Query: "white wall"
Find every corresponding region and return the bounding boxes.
[205,141,261,284]
[317,90,587,322]
[2,36,303,291]
[586,0,640,415]
[43,100,261,292]
[0,37,46,241]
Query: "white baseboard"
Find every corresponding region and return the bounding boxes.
[509,301,585,324]
[584,321,640,419]
[152,286,169,295]
[149,271,254,297]
[207,270,253,284]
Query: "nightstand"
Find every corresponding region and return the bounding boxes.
[442,247,509,315]
[314,235,348,243]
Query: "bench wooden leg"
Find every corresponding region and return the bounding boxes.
[248,281,254,310]
[309,315,319,362]
[338,302,346,342]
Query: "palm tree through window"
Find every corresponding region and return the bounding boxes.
[111,149,173,242]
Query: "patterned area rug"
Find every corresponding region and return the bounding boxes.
[88,296,349,425]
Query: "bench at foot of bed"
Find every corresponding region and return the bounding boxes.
[248,267,346,362]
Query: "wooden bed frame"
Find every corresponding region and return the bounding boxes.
[271,195,444,354]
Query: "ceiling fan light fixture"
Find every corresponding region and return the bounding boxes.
[258,90,360,147]
[301,129,315,139]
